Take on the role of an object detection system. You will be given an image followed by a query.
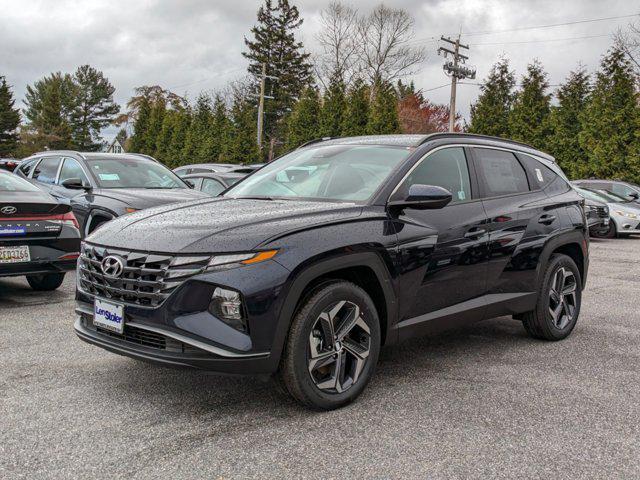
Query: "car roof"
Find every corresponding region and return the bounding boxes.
[183,172,246,180]
[299,133,554,161]
[175,163,238,170]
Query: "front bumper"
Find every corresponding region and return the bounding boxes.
[74,257,291,374]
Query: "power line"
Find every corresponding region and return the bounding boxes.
[471,33,612,46]
[461,13,639,37]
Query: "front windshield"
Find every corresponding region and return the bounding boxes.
[575,187,610,203]
[225,145,412,202]
[590,188,630,203]
[86,157,187,189]
[0,173,41,192]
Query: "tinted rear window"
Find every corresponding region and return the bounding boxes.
[0,173,41,192]
[474,148,530,197]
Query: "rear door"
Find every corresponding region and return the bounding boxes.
[471,147,567,317]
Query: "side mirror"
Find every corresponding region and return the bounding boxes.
[388,184,453,210]
[62,178,91,190]
[629,192,639,200]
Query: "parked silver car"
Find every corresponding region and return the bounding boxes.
[573,185,640,238]
[574,179,640,204]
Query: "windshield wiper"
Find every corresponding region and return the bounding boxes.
[230,196,274,201]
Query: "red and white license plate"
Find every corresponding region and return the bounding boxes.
[0,246,30,263]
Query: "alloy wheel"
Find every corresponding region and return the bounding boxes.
[548,267,577,329]
[307,300,371,394]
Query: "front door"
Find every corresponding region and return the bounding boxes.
[391,146,489,339]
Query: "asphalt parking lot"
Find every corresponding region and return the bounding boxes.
[1,238,639,479]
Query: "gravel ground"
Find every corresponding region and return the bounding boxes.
[1,238,639,479]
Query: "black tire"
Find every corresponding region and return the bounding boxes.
[593,221,617,239]
[26,273,66,291]
[278,281,381,410]
[522,254,581,341]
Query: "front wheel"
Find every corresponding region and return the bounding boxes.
[522,254,581,341]
[278,281,381,410]
[592,221,616,239]
[26,273,66,291]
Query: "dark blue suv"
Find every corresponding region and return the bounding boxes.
[74,134,589,410]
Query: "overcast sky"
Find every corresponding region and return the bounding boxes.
[1,0,638,138]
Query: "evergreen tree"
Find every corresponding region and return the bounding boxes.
[341,80,370,136]
[129,96,151,153]
[508,60,552,149]
[143,98,166,156]
[182,93,213,163]
[227,95,260,164]
[366,82,399,135]
[155,109,178,165]
[319,73,347,137]
[168,109,191,167]
[579,43,640,182]
[23,72,76,149]
[69,65,120,151]
[0,76,20,156]
[547,66,591,178]
[200,94,231,163]
[243,0,312,149]
[468,57,515,138]
[285,86,321,150]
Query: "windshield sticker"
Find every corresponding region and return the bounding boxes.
[98,173,120,181]
[535,168,544,183]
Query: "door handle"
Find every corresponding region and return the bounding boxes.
[538,214,556,225]
[464,228,487,238]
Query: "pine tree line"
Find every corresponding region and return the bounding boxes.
[468,43,640,182]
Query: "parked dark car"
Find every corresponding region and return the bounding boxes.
[572,186,610,235]
[573,179,640,204]
[182,172,247,196]
[75,134,589,410]
[0,158,19,172]
[16,151,209,237]
[0,171,80,290]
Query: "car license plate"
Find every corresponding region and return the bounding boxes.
[0,246,30,263]
[94,299,125,334]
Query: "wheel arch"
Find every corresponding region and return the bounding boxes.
[537,231,588,289]
[269,252,398,369]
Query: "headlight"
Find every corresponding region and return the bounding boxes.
[614,210,638,219]
[208,287,246,332]
[206,250,278,269]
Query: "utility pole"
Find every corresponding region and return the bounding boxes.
[438,35,476,132]
[254,63,278,152]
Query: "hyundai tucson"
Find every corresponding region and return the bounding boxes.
[75,134,589,410]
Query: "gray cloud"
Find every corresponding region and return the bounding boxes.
[0,0,636,133]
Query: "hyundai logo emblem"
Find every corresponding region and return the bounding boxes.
[1,206,17,215]
[101,255,125,278]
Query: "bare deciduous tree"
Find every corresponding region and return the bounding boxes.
[615,24,640,75]
[357,4,426,94]
[315,2,360,88]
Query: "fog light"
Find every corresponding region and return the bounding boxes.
[208,287,247,333]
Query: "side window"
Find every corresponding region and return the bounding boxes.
[18,159,38,177]
[396,147,472,204]
[201,178,226,196]
[59,158,90,186]
[32,157,61,185]
[474,148,529,197]
[610,183,638,199]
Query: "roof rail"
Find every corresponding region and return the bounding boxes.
[30,150,86,159]
[296,137,339,149]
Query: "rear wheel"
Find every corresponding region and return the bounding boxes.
[278,281,380,410]
[522,254,581,341]
[26,273,65,291]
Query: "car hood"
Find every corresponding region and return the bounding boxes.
[86,197,363,253]
[92,188,209,209]
[608,202,640,214]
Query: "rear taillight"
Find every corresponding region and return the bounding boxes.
[58,212,80,230]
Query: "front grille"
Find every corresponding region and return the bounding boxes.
[78,244,210,307]
[596,206,609,218]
